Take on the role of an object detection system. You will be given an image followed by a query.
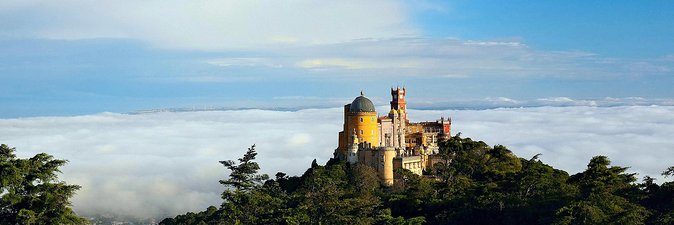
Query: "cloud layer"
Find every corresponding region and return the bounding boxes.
[2,106,674,219]
[412,106,674,179]
[0,0,414,50]
[1,109,342,219]
[202,37,674,80]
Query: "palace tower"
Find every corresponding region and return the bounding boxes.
[334,87,452,186]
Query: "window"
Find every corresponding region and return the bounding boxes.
[371,117,374,122]
[360,118,363,122]
[371,130,374,135]
[360,130,363,134]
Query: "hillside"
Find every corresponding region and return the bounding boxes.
[160,135,674,225]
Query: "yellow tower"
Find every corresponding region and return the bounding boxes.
[347,92,379,146]
[381,147,396,186]
[338,92,379,158]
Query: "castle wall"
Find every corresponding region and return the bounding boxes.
[356,147,395,186]
[393,156,423,176]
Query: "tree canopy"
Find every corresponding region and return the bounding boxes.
[0,144,86,225]
[161,136,674,225]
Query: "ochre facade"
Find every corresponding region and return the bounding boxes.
[334,87,452,186]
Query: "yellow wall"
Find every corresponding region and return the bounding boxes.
[346,111,379,147]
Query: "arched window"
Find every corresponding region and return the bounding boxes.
[360,130,363,134]
[360,118,363,122]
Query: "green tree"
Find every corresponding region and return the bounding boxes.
[429,136,570,225]
[662,166,674,178]
[159,206,222,225]
[496,154,574,224]
[218,144,287,224]
[219,144,269,191]
[291,161,360,224]
[388,168,434,220]
[350,163,380,196]
[162,136,669,225]
[640,166,674,225]
[554,156,649,225]
[290,161,424,225]
[0,144,87,225]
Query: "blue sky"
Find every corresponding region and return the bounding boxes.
[417,1,674,57]
[1,0,673,117]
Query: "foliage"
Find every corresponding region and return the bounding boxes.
[0,144,87,225]
[219,144,269,192]
[642,167,674,225]
[161,138,674,225]
[553,156,649,225]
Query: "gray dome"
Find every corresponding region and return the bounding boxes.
[350,95,376,112]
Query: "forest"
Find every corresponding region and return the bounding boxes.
[160,134,674,225]
[2,133,673,225]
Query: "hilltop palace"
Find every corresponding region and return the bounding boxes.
[334,87,451,186]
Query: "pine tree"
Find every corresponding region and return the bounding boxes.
[219,144,269,191]
[554,156,649,225]
[0,144,87,225]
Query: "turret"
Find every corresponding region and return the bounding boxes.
[347,130,359,164]
[390,87,407,121]
[381,147,396,186]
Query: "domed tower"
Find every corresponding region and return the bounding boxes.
[337,92,379,158]
[348,92,379,146]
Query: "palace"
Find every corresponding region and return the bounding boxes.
[334,87,451,186]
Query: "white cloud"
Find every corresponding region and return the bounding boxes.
[1,106,674,219]
[410,96,674,109]
[0,110,342,219]
[410,106,674,182]
[2,1,672,84]
[3,1,672,82]
[484,97,521,105]
[202,37,673,80]
[537,97,575,103]
[298,58,374,70]
[463,40,524,47]
[0,0,415,50]
[206,58,282,68]
[288,133,312,146]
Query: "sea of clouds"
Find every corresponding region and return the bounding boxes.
[1,106,673,219]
